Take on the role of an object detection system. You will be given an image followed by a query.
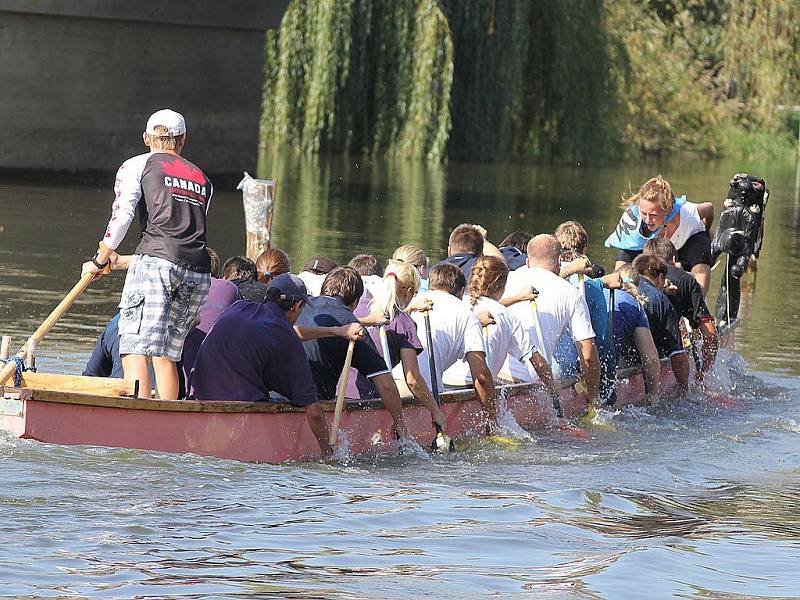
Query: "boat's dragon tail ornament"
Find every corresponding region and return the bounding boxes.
[712,173,768,327]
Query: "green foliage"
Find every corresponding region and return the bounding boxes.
[259,0,800,164]
[259,0,453,160]
[606,1,734,156]
[722,0,800,129]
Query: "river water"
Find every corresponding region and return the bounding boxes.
[1,154,799,597]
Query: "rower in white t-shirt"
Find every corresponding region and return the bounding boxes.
[443,295,532,383]
[501,234,601,406]
[401,263,497,426]
[443,255,565,414]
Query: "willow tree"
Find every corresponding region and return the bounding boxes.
[260,0,798,163]
[604,0,733,156]
[444,0,617,162]
[261,0,618,163]
[260,0,453,161]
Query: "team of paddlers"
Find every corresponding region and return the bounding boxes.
[78,108,765,457]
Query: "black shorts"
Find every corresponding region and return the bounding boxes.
[675,230,712,271]
[616,230,711,271]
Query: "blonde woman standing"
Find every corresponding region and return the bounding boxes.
[605,175,714,295]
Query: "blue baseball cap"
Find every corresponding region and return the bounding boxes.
[267,273,309,304]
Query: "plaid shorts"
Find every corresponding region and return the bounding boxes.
[118,254,211,361]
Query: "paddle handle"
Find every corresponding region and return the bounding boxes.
[607,288,615,352]
[529,299,550,364]
[0,272,96,385]
[422,310,448,442]
[422,311,440,405]
[482,324,491,366]
[329,339,356,446]
[378,325,392,371]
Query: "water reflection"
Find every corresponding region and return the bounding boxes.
[258,151,447,262]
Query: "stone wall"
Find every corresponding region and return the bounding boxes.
[0,1,288,178]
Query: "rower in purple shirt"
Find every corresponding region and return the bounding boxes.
[180,248,241,384]
[188,274,334,456]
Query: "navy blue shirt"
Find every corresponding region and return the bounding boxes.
[83,313,123,378]
[296,295,389,400]
[500,246,527,270]
[188,300,318,406]
[436,253,478,282]
[638,279,683,359]
[612,290,651,367]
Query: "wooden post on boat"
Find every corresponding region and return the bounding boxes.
[26,338,37,372]
[238,172,278,261]
[0,336,10,361]
[329,339,356,446]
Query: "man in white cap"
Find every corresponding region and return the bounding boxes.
[81,108,212,400]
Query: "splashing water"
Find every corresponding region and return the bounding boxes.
[704,347,747,394]
[496,387,535,442]
[332,430,351,462]
[396,436,431,461]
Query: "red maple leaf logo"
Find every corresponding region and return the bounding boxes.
[160,160,206,185]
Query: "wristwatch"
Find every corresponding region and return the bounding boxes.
[91,253,109,269]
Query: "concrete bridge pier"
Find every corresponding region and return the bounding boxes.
[0,0,289,179]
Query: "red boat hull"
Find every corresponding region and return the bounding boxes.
[0,366,675,462]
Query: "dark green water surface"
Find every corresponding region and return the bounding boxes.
[0,154,799,598]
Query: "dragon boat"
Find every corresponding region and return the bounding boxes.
[0,362,682,463]
[0,174,764,463]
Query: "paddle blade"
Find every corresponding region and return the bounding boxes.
[430,430,454,453]
[578,404,617,431]
[486,435,523,449]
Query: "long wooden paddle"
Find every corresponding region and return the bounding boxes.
[329,339,356,446]
[0,272,97,386]
[421,309,452,451]
[482,324,491,367]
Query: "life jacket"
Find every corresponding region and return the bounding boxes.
[604,195,686,251]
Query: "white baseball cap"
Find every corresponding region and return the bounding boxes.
[145,109,186,136]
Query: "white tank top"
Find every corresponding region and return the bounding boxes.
[670,202,705,250]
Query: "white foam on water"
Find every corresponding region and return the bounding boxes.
[496,388,535,442]
[589,406,619,427]
[776,418,800,434]
[396,435,431,461]
[619,404,656,421]
[703,347,748,394]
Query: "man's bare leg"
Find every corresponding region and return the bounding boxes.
[122,354,152,398]
[691,263,711,297]
[152,356,180,400]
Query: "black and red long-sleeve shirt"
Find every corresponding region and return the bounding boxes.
[101,151,212,273]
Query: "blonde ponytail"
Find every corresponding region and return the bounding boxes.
[370,259,420,320]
